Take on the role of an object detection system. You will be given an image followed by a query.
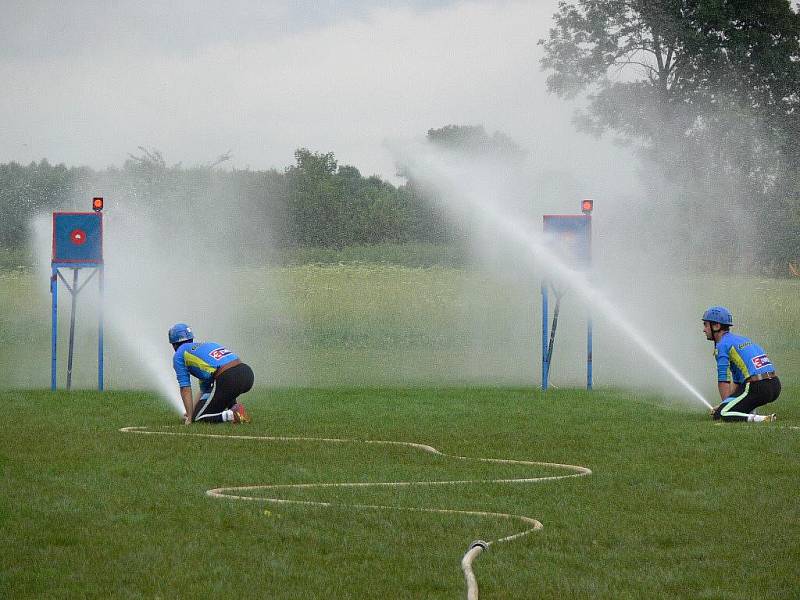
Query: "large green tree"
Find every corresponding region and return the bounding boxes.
[539,0,800,268]
[539,0,799,149]
[284,148,417,247]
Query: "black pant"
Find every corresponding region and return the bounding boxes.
[717,378,781,422]
[192,363,254,423]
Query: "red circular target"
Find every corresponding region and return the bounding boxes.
[70,229,87,245]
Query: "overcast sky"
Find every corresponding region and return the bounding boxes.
[1,0,623,182]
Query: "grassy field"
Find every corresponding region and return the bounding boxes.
[2,386,799,599]
[3,264,799,390]
[0,264,550,389]
[1,259,798,597]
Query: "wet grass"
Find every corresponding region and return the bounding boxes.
[1,386,798,599]
[1,261,798,597]
[3,265,798,391]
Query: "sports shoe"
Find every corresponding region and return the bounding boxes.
[763,413,777,423]
[232,403,251,424]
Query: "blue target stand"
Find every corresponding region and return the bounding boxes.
[541,200,593,391]
[50,197,105,391]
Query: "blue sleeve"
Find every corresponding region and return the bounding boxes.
[172,351,191,388]
[715,346,730,382]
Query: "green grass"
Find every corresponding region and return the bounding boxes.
[0,246,33,271]
[0,264,544,389]
[2,260,799,596]
[2,264,799,389]
[0,242,467,271]
[2,386,798,599]
[275,242,468,268]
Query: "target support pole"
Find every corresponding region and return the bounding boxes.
[587,315,593,390]
[50,266,58,390]
[66,268,79,390]
[541,282,549,390]
[98,265,104,391]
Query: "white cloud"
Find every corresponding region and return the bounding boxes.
[0,0,625,184]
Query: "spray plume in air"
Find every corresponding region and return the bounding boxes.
[391,139,712,409]
[32,165,284,412]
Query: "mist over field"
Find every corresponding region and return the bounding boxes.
[17,132,759,412]
[1,1,798,413]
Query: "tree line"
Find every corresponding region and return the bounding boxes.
[2,1,798,271]
[0,144,461,259]
[0,125,525,265]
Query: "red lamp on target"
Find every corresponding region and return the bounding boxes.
[92,197,104,212]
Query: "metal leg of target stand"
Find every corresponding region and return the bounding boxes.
[66,269,79,391]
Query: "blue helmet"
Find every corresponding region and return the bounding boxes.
[168,322,194,344]
[702,306,733,326]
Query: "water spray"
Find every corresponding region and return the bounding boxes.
[392,142,712,410]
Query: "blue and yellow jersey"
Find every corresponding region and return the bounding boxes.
[714,332,774,384]
[172,341,239,391]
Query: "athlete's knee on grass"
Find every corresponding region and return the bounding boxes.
[716,400,747,422]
